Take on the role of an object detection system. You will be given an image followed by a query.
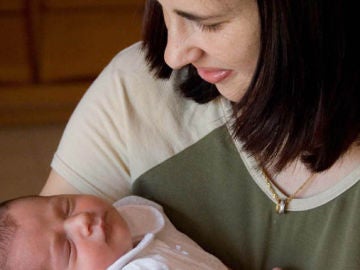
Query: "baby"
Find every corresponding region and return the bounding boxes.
[0,194,228,270]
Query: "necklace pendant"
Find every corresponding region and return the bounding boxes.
[276,199,286,214]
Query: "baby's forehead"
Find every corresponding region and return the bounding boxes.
[8,196,54,223]
[9,195,45,207]
[11,195,62,208]
[7,198,55,270]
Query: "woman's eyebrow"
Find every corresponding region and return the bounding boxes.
[174,9,222,22]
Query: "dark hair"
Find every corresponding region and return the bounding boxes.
[0,199,18,270]
[142,0,359,172]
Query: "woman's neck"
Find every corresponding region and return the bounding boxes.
[267,144,360,197]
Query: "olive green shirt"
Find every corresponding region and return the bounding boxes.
[134,126,360,270]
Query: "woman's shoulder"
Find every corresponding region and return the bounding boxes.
[87,41,179,106]
[84,42,230,130]
[109,42,149,74]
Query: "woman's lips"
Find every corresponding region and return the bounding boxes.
[196,68,232,84]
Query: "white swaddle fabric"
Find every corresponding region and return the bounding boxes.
[106,196,228,270]
[107,203,166,269]
[117,204,165,242]
[107,233,169,270]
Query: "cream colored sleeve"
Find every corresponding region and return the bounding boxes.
[51,45,143,202]
[51,42,228,203]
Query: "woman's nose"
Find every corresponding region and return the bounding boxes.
[64,212,93,238]
[164,22,202,70]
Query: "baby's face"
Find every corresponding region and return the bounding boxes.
[7,195,132,270]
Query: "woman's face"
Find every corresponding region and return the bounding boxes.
[158,0,260,102]
[7,195,132,270]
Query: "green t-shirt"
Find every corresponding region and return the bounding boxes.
[134,126,360,270]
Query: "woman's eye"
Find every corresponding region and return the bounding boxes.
[196,22,223,32]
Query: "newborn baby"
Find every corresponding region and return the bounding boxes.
[0,194,228,269]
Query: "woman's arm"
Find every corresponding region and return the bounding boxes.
[40,169,80,195]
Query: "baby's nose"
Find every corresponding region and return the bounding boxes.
[64,212,94,238]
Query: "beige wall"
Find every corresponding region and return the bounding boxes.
[0,1,145,200]
[0,0,144,126]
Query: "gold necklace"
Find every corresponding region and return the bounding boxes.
[261,168,316,214]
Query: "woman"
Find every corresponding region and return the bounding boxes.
[41,0,360,269]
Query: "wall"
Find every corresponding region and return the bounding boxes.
[0,0,144,126]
